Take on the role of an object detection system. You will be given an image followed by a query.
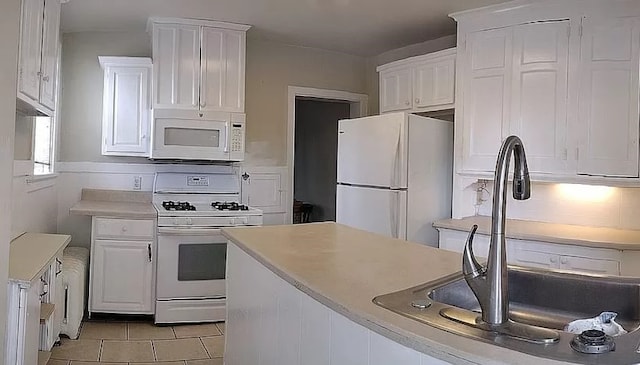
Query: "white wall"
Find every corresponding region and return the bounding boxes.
[455,178,640,230]
[0,0,22,359]
[12,162,59,240]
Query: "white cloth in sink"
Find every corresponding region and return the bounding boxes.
[564,311,628,337]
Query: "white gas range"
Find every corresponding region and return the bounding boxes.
[152,172,262,324]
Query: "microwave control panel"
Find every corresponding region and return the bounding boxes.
[230,123,244,153]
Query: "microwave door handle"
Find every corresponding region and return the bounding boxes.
[224,121,230,152]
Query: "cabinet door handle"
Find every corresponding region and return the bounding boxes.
[560,257,568,265]
[405,100,410,106]
[56,258,63,276]
[148,244,152,262]
[42,75,50,82]
[415,98,420,104]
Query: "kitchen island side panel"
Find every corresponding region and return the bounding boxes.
[225,242,450,365]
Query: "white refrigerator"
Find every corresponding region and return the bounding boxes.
[336,112,453,247]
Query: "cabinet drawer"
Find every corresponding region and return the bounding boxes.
[94,218,154,240]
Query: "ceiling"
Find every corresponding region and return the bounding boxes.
[60,0,509,56]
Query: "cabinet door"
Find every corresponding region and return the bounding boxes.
[240,169,285,214]
[413,57,455,109]
[510,21,570,174]
[153,23,200,110]
[201,27,246,112]
[17,0,45,101]
[379,68,412,113]
[39,0,60,110]
[101,61,152,156]
[461,27,512,172]
[52,254,64,343]
[23,280,42,365]
[91,240,153,313]
[577,17,640,177]
[559,255,620,276]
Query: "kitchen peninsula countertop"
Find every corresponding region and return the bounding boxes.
[10,233,71,283]
[222,222,571,365]
[70,189,156,219]
[434,216,640,250]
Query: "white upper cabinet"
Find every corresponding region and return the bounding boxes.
[377,48,456,113]
[151,19,250,113]
[379,68,412,112]
[99,57,152,157]
[17,0,60,115]
[452,1,640,181]
[461,27,512,172]
[39,0,60,110]
[201,27,246,112]
[510,21,571,175]
[577,17,640,177]
[153,24,201,110]
[413,56,455,108]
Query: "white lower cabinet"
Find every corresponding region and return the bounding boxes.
[437,228,621,276]
[90,217,155,314]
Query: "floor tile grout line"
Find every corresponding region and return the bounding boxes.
[199,336,212,359]
[98,339,104,362]
[151,339,158,362]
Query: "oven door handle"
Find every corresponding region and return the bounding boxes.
[158,227,223,236]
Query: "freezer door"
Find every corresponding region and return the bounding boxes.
[337,113,408,188]
[336,184,407,239]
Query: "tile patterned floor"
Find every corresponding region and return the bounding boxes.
[48,321,225,365]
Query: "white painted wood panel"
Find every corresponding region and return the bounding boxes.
[462,27,512,172]
[240,167,286,214]
[510,21,570,174]
[226,242,452,365]
[18,0,45,101]
[200,27,224,111]
[91,239,153,313]
[152,23,200,109]
[379,68,412,112]
[39,0,60,110]
[577,17,640,177]
[100,58,152,156]
[413,57,455,108]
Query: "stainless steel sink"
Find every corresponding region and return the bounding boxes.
[373,266,640,364]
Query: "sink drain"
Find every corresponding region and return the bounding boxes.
[570,330,615,354]
[410,299,432,309]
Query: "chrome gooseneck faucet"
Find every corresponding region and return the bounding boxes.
[463,135,530,326]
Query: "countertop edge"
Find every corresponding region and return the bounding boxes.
[222,228,523,365]
[69,200,157,219]
[433,217,640,251]
[9,233,72,283]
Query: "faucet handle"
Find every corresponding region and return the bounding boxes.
[462,225,485,278]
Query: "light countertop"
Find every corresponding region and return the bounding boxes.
[434,216,640,250]
[10,233,71,283]
[69,189,156,219]
[222,222,571,365]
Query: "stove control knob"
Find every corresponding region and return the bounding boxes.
[187,218,193,225]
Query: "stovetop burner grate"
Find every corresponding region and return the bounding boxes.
[162,201,196,211]
[211,201,249,211]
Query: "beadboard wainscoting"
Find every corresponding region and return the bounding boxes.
[56,162,288,247]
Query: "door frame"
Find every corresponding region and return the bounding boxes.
[286,86,368,224]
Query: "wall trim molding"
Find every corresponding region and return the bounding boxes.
[286,86,368,224]
[56,161,238,174]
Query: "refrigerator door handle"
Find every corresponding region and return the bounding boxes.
[390,191,399,238]
[391,131,401,189]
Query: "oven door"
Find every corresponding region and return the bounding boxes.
[156,227,227,300]
[151,114,230,160]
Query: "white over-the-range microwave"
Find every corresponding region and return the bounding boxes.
[150,109,245,161]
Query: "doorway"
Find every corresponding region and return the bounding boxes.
[286,87,368,224]
[293,98,351,222]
